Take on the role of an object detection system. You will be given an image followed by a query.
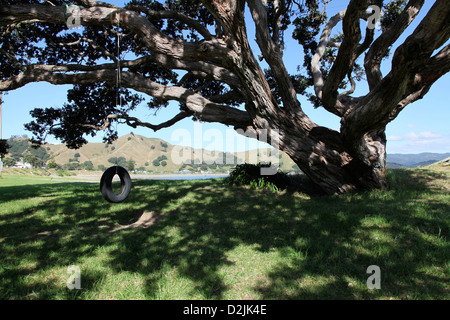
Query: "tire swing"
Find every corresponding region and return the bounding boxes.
[100,166,132,203]
[100,11,131,203]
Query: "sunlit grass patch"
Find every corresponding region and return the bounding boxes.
[0,169,448,300]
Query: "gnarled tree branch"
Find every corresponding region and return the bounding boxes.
[120,111,193,132]
[0,4,233,67]
[247,0,301,114]
[342,0,450,148]
[321,0,366,111]
[127,5,213,40]
[389,43,450,122]
[0,66,252,130]
[311,9,346,115]
[364,0,425,91]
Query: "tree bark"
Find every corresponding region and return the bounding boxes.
[0,1,448,195]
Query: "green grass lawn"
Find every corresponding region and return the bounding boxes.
[0,169,448,300]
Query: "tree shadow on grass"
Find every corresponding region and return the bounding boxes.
[0,170,448,299]
[107,170,448,299]
[251,170,449,299]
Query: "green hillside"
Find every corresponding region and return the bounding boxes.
[425,156,450,172]
[47,134,178,171]
[4,134,297,173]
[6,135,448,174]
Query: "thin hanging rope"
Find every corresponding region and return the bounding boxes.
[116,13,122,109]
[115,11,121,171]
[115,10,122,116]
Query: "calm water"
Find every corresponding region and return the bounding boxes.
[150,175,228,180]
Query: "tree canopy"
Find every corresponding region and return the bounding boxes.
[0,0,448,194]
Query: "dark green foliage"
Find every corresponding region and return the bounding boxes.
[152,155,167,167]
[289,0,407,109]
[47,159,60,169]
[63,161,81,170]
[265,69,311,105]
[292,0,327,56]
[0,0,221,148]
[0,139,9,159]
[6,137,28,156]
[24,84,143,149]
[23,152,43,168]
[5,137,49,164]
[160,141,168,148]
[83,160,94,171]
[381,0,408,30]
[108,156,127,167]
[126,159,136,171]
[2,157,15,166]
[226,163,290,191]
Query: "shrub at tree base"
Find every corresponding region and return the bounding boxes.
[226,163,290,192]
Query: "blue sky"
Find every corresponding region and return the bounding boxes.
[1,0,449,154]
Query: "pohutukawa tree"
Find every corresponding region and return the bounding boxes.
[0,0,449,194]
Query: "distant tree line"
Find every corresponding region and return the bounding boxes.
[3,137,49,168]
[177,152,240,173]
[153,155,167,167]
[108,157,135,171]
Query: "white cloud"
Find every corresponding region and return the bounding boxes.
[387,135,403,141]
[418,131,442,139]
[404,131,419,140]
[409,131,441,140]
[387,131,450,153]
[392,131,442,141]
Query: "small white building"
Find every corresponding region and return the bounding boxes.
[14,160,32,169]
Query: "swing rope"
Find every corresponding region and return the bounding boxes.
[100,10,132,203]
[115,10,122,114]
[114,10,121,172]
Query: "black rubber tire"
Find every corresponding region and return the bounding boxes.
[100,166,132,203]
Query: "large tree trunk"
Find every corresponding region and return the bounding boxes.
[233,59,388,195]
[278,122,387,195]
[220,0,388,195]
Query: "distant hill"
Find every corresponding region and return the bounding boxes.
[4,134,294,173]
[386,153,450,167]
[386,162,407,169]
[424,156,450,172]
[4,135,450,173]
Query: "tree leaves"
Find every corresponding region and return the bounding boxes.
[25,83,143,148]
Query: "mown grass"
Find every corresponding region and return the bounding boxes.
[0,169,448,300]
